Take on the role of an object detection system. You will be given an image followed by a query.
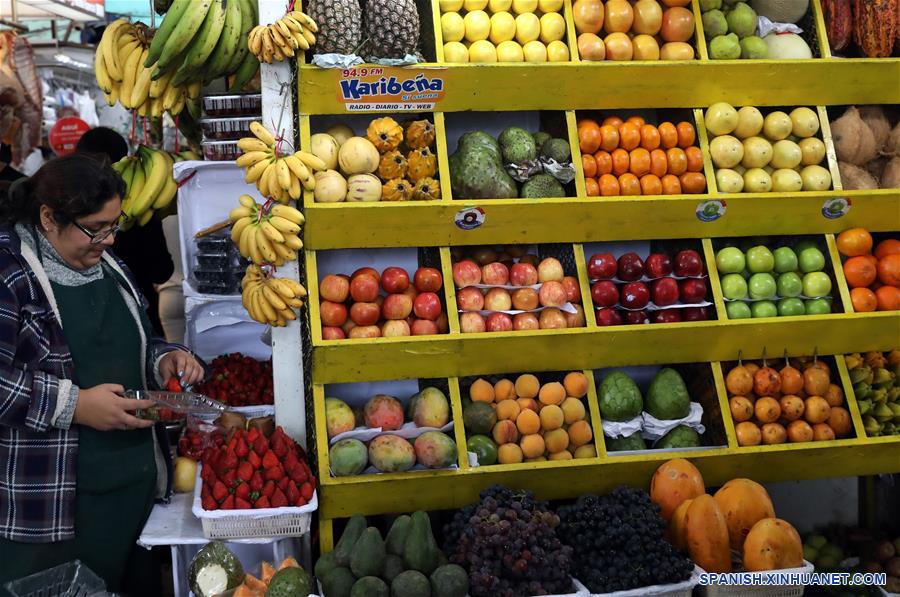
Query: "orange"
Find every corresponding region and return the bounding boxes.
[611,148,630,176]
[874,238,900,260]
[585,177,600,196]
[877,253,900,286]
[850,287,878,312]
[579,124,602,154]
[594,150,613,175]
[658,121,678,149]
[626,115,646,127]
[602,115,624,128]
[619,173,642,196]
[582,154,598,178]
[680,172,706,194]
[676,121,696,148]
[875,285,900,310]
[844,255,877,288]
[599,125,620,152]
[666,148,687,176]
[649,149,668,177]
[618,122,641,151]
[578,118,600,132]
[685,146,704,172]
[661,174,682,195]
[599,173,620,196]
[640,174,663,195]
[629,148,651,177]
[836,227,873,257]
[640,124,661,150]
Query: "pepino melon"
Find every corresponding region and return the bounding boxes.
[751,0,809,24]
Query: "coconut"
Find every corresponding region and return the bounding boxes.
[830,107,878,166]
[866,156,889,181]
[858,106,892,152]
[882,157,900,189]
[885,122,900,157]
[838,161,879,190]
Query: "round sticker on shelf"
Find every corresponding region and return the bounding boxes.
[455,207,486,230]
[822,197,851,219]
[696,200,726,222]
[48,116,90,156]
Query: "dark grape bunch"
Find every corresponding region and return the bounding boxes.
[443,485,574,597]
[557,486,694,593]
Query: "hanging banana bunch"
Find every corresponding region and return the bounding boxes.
[236,121,327,203]
[111,146,178,228]
[242,264,307,327]
[229,194,304,266]
[248,10,317,64]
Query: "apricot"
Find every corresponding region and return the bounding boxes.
[729,396,754,423]
[568,420,593,447]
[779,395,805,422]
[779,365,803,395]
[538,382,566,406]
[563,372,589,398]
[520,434,546,459]
[812,423,835,442]
[549,450,573,461]
[827,407,852,438]
[516,409,541,435]
[803,368,830,396]
[544,428,570,453]
[761,422,787,445]
[539,404,564,431]
[517,397,540,413]
[561,397,587,424]
[574,444,597,459]
[754,367,782,397]
[804,396,831,424]
[470,378,495,403]
[824,384,844,407]
[515,374,540,399]
[735,421,762,446]
[725,366,753,396]
[494,378,517,402]
[498,443,523,464]
[786,420,813,443]
[495,399,521,421]
[525,456,547,462]
[493,420,519,444]
[754,397,781,424]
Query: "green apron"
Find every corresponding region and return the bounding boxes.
[0,274,157,592]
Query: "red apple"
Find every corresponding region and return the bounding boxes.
[341,318,357,336]
[401,285,418,302]
[679,278,707,304]
[320,275,350,303]
[654,310,683,323]
[591,280,619,308]
[350,302,381,326]
[435,312,449,334]
[562,276,581,303]
[513,312,540,330]
[382,293,414,320]
[682,306,709,321]
[645,253,673,279]
[519,254,540,266]
[320,301,348,327]
[510,262,539,286]
[460,312,486,333]
[564,304,586,328]
[511,288,539,311]
[381,267,410,293]
[351,267,379,280]
[413,267,443,292]
[623,310,650,325]
[538,257,565,282]
[617,253,645,282]
[322,326,346,340]
[588,253,618,280]
[382,319,411,337]
[350,274,380,302]
[482,262,510,286]
[674,249,703,277]
[472,246,499,265]
[651,277,679,307]
[539,281,567,307]
[413,292,442,320]
[411,319,439,335]
[349,325,382,338]
[456,287,485,312]
[596,308,623,326]
[485,312,514,332]
[539,308,567,329]
[484,288,512,311]
[621,281,650,310]
[453,260,482,287]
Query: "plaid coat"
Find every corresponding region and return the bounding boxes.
[0,224,180,542]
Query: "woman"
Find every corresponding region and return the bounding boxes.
[0,154,204,591]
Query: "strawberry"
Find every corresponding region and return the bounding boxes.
[201,484,212,501]
[165,377,183,392]
[300,482,313,501]
[221,495,235,510]
[250,472,264,493]
[262,480,276,498]
[247,450,262,470]
[255,495,271,509]
[237,461,254,483]
[235,483,250,500]
[221,451,238,471]
[235,497,252,510]
[202,495,218,511]
[223,470,237,488]
[278,476,290,492]
[235,438,249,459]
[227,437,238,454]
[252,435,268,456]
[261,450,279,470]
[289,463,307,484]
[212,481,228,502]
[286,482,300,505]
[271,488,289,508]
[247,427,260,443]
[272,439,289,459]
[264,465,284,482]
[283,451,299,471]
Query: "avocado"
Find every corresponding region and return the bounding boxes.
[654,425,701,449]
[385,515,411,556]
[430,564,469,597]
[605,433,648,452]
[382,554,406,583]
[323,567,356,597]
[392,570,432,597]
[463,401,497,435]
[350,526,386,578]
[315,551,339,582]
[187,541,244,597]
[498,127,538,165]
[599,372,643,422]
[267,567,312,597]
[351,576,390,597]
[402,511,440,576]
[645,368,691,420]
[521,174,566,199]
[541,138,571,163]
[334,515,367,566]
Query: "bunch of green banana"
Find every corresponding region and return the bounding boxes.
[248,10,317,64]
[236,122,326,203]
[111,146,178,228]
[846,350,900,437]
[170,149,201,162]
[230,195,304,266]
[242,264,307,327]
[143,0,260,92]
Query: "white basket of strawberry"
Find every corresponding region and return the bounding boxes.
[192,425,318,539]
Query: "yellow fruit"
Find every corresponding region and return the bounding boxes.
[538,382,566,406]
[464,10,491,42]
[173,457,197,493]
[489,11,517,44]
[539,404,564,430]
[539,12,566,43]
[544,428,570,453]
[547,40,570,61]
[560,397,586,424]
[568,420,593,447]
[538,0,564,11]
[515,374,540,399]
[574,444,597,459]
[512,0,539,14]
[440,0,464,11]
[498,443,523,464]
[489,0,513,10]
[494,378,517,401]
[463,0,489,9]
[443,41,470,62]
[516,408,541,435]
[523,40,548,62]
[495,399,521,421]
[441,12,466,43]
[470,378,495,403]
[496,40,525,61]
[563,372,589,398]
[515,13,541,44]
[520,433,546,458]
[549,450,573,461]
[468,40,498,62]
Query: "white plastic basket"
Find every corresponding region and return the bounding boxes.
[191,465,317,539]
[696,561,815,597]
[318,578,586,597]
[573,566,701,597]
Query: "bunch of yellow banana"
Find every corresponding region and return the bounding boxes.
[95,18,199,116]
[230,195,304,266]
[248,10,317,63]
[242,264,307,327]
[236,122,326,203]
[111,146,178,228]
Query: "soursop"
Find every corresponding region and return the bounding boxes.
[521,174,566,198]
[541,138,572,163]
[499,127,538,164]
[307,0,363,55]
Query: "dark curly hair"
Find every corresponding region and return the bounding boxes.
[0,153,126,226]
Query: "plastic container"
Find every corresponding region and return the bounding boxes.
[201,116,258,141]
[196,252,234,269]
[696,561,815,597]
[4,560,108,597]
[201,139,241,161]
[202,93,262,117]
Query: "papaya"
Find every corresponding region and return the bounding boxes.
[668,498,694,551]
[684,494,732,573]
[261,562,277,584]
[713,478,776,550]
[278,556,300,570]
[242,574,267,591]
[334,515,367,566]
[350,527,386,578]
[650,458,705,521]
[234,585,264,597]
[386,514,412,556]
[403,511,440,576]
[743,518,804,571]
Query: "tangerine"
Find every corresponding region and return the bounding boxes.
[850,287,878,312]
[666,148,687,175]
[618,122,641,151]
[600,125,620,152]
[649,149,668,177]
[585,177,600,196]
[877,253,900,286]
[602,115,624,128]
[599,173,621,196]
[836,227,873,257]
[875,284,900,310]
[619,173,641,196]
[640,124,661,150]
[582,154,598,178]
[630,148,651,176]
[661,174,682,195]
[874,238,900,260]
[843,255,877,288]
[594,150,613,175]
[676,121,696,148]
[680,172,706,194]
[685,146,704,172]
[626,115,646,127]
[579,124,602,154]
[640,174,663,195]
[578,118,600,131]
[658,121,678,149]
[611,148,630,176]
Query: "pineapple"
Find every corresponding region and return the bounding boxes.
[307,0,363,55]
[363,0,420,60]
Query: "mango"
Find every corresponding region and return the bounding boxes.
[364,394,405,430]
[330,439,368,476]
[414,431,458,469]
[411,387,451,428]
[326,397,356,439]
[368,435,416,473]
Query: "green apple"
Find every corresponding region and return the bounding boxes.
[746,245,775,273]
[798,247,826,273]
[794,239,818,253]
[777,272,803,297]
[721,273,749,299]
[802,272,832,297]
[778,297,806,317]
[749,273,777,299]
[751,300,778,318]
[773,246,798,273]
[716,247,746,274]
[805,298,832,315]
[726,301,752,319]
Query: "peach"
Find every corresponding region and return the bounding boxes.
[494,379,517,402]
[520,434,546,459]
[563,372,589,398]
[498,443,523,464]
[549,450,573,461]
[320,274,350,302]
[517,397,540,413]
[539,382,566,406]
[544,428,569,453]
[496,399,521,421]
[568,420,593,447]
[482,262,510,286]
[574,444,597,459]
[538,257,565,282]
[470,378,495,403]
[539,404,564,430]
[539,281,568,307]
[456,287,485,312]
[516,409,541,435]
[561,397,586,424]
[515,374,540,399]
[493,419,519,444]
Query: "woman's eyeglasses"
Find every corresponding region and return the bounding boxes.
[72,212,129,244]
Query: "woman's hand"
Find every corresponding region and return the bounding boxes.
[159,350,204,387]
[73,384,155,431]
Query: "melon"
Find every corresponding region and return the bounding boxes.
[763,33,812,59]
[338,137,380,175]
[751,0,809,24]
